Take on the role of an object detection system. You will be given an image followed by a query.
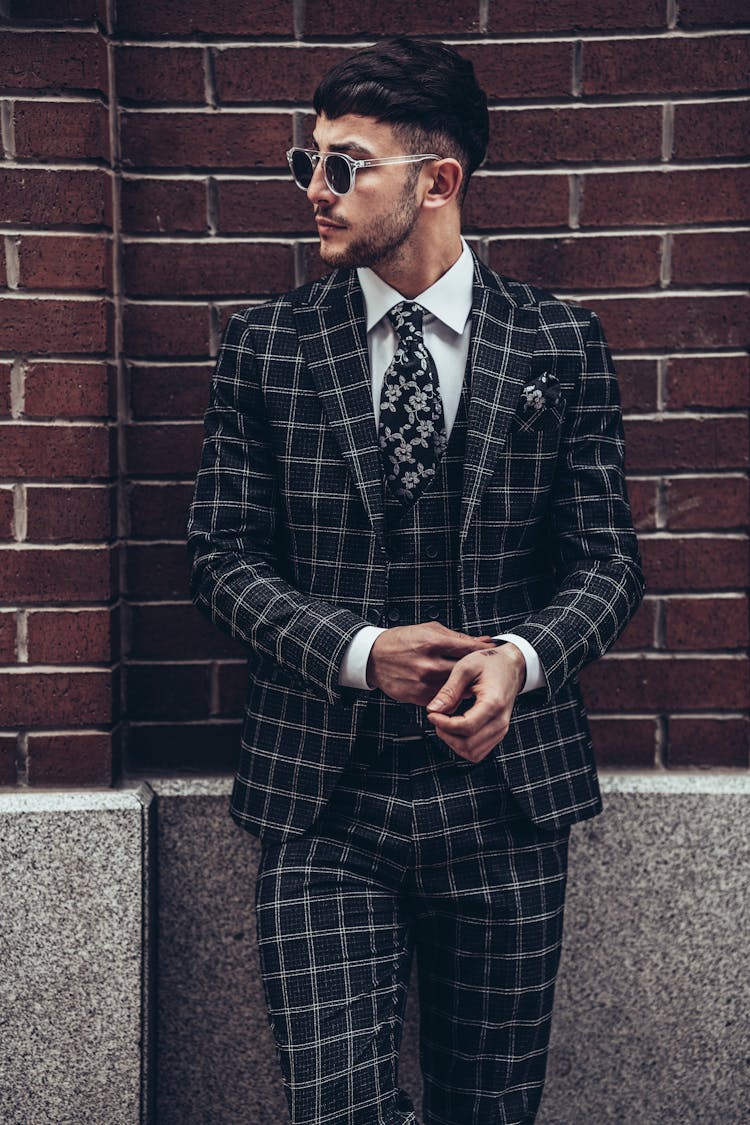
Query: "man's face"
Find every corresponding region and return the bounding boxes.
[308,113,424,272]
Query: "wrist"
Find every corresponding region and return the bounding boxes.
[494,640,527,693]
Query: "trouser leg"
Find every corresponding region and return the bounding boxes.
[254,757,418,1125]
[409,752,570,1125]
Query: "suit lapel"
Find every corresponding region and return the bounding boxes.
[292,271,385,544]
[461,258,539,542]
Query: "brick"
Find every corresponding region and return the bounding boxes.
[0,241,6,288]
[215,45,354,104]
[612,598,656,651]
[588,717,657,769]
[0,425,112,479]
[125,423,203,476]
[583,34,750,96]
[0,488,14,540]
[677,0,750,27]
[464,175,568,231]
[129,482,194,539]
[0,31,106,91]
[460,42,572,100]
[127,664,210,720]
[0,613,16,663]
[16,237,110,293]
[23,362,113,418]
[121,178,207,234]
[0,297,110,354]
[663,595,749,651]
[665,476,749,531]
[488,0,665,32]
[123,303,211,359]
[25,485,113,541]
[216,179,314,235]
[640,536,749,592]
[580,168,750,227]
[115,0,294,36]
[615,359,658,412]
[673,100,750,160]
[27,608,114,664]
[130,603,245,660]
[624,416,749,472]
[305,0,479,35]
[217,661,246,717]
[26,732,113,786]
[0,363,11,416]
[120,112,292,171]
[13,100,109,161]
[627,478,659,533]
[580,655,750,712]
[126,721,239,772]
[126,544,190,600]
[487,106,661,167]
[5,0,102,18]
[116,46,205,104]
[585,295,749,350]
[0,736,16,785]
[123,241,294,298]
[0,547,111,602]
[672,231,750,286]
[668,718,748,769]
[0,670,112,724]
[488,235,661,290]
[665,355,749,410]
[0,168,109,226]
[130,364,211,420]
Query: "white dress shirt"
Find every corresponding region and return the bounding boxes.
[337,239,545,695]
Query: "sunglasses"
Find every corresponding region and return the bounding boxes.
[286,147,440,197]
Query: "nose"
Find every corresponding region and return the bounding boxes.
[306,158,334,207]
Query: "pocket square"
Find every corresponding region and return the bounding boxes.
[521,371,562,414]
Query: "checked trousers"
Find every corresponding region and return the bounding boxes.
[255,735,570,1125]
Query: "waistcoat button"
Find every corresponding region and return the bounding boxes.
[426,605,440,620]
[387,608,401,624]
[425,542,439,559]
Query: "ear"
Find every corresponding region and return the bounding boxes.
[421,158,463,210]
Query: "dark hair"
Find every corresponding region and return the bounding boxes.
[312,37,489,202]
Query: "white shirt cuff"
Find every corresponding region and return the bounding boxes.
[493,633,546,694]
[338,625,386,690]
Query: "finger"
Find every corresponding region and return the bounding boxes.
[428,694,502,735]
[425,661,478,714]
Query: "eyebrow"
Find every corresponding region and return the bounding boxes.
[310,137,375,158]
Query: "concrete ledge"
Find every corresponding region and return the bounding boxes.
[0,785,154,1125]
[152,772,750,1124]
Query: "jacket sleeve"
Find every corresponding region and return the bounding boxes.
[509,310,645,701]
[187,311,369,704]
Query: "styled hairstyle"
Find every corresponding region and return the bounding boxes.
[312,36,489,202]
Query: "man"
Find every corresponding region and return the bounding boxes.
[188,36,643,1125]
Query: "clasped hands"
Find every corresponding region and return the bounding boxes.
[365,622,526,763]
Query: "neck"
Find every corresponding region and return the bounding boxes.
[370,220,463,299]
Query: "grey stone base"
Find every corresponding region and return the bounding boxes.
[0,785,154,1125]
[2,774,748,1123]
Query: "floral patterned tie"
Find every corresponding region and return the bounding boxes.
[378,302,448,506]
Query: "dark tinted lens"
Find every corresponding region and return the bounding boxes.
[325,153,352,194]
[291,149,314,188]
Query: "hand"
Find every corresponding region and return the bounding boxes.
[366,623,495,707]
[425,642,526,763]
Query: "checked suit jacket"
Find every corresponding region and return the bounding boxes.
[188,252,644,843]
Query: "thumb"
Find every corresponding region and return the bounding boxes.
[426,661,476,715]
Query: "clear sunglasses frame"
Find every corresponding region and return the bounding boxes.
[286,147,441,196]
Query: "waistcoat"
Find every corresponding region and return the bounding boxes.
[357,375,470,747]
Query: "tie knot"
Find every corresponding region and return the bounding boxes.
[388,301,424,341]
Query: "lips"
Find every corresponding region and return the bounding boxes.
[315,216,346,230]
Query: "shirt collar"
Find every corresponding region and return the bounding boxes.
[357,238,474,336]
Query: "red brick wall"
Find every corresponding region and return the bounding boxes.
[0,0,747,784]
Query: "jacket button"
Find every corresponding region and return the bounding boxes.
[427,606,440,620]
[425,543,439,560]
[367,607,382,625]
[387,608,401,624]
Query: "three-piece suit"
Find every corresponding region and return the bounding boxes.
[188,252,643,1124]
